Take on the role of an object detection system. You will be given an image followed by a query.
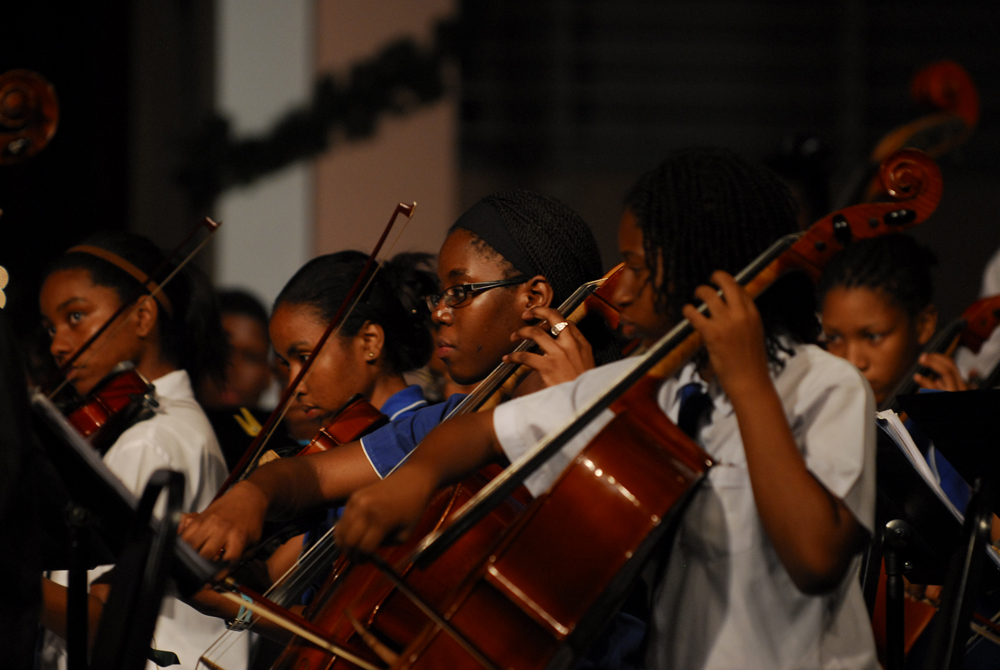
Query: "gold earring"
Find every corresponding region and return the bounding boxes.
[367,352,375,358]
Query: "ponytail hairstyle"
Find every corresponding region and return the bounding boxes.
[45,232,229,388]
[625,146,818,365]
[817,234,936,318]
[274,251,435,374]
[449,189,622,365]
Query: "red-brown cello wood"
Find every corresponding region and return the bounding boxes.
[269,149,943,670]
[0,69,58,165]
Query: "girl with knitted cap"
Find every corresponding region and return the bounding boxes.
[334,147,879,670]
[180,189,617,565]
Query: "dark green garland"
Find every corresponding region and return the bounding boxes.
[177,17,459,209]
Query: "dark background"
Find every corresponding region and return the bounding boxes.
[3,0,1000,340]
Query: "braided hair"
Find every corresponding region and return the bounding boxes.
[817,234,936,318]
[626,147,817,362]
[45,233,229,388]
[450,189,621,365]
[274,251,435,374]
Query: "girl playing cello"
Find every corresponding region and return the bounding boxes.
[335,147,880,670]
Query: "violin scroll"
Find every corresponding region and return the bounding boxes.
[0,70,59,165]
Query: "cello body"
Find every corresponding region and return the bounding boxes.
[392,384,709,670]
[270,465,531,670]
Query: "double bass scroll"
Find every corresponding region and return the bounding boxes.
[0,69,59,165]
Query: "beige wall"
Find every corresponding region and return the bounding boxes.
[313,0,458,259]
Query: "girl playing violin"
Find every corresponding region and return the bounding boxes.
[817,235,970,509]
[818,234,967,401]
[817,235,1000,668]
[334,147,879,670]
[181,189,616,565]
[36,233,245,669]
[186,249,439,635]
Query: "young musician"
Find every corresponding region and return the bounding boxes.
[818,234,967,403]
[334,147,879,670]
[36,233,245,669]
[817,224,1000,669]
[180,189,616,565]
[817,235,970,509]
[187,250,439,633]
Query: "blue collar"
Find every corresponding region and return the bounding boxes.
[381,384,429,421]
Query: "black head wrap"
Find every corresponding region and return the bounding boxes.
[451,201,540,279]
[450,189,603,306]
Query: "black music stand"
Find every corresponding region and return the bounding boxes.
[31,393,216,670]
[865,424,964,670]
[898,390,1000,670]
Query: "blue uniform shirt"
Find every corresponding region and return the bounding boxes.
[360,392,467,477]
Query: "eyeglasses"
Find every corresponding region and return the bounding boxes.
[424,276,531,311]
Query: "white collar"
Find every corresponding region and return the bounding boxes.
[149,369,194,402]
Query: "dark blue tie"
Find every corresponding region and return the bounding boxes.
[677,381,712,440]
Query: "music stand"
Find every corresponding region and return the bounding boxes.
[868,425,964,670]
[898,390,1000,670]
[30,393,217,669]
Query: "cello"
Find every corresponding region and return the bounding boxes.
[260,148,943,670]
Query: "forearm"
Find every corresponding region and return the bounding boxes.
[730,378,862,593]
[40,578,104,650]
[334,411,503,553]
[400,410,503,488]
[245,441,378,520]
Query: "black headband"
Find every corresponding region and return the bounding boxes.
[452,201,540,278]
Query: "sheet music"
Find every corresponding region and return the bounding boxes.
[876,409,1000,570]
[876,409,964,522]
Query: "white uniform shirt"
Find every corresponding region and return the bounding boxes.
[492,344,878,670]
[43,370,249,670]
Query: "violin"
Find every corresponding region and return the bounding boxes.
[52,363,158,453]
[306,149,942,670]
[46,217,220,450]
[882,293,1000,413]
